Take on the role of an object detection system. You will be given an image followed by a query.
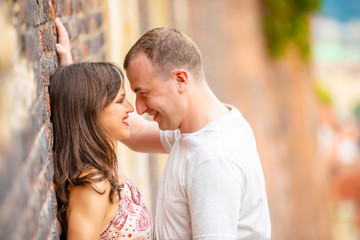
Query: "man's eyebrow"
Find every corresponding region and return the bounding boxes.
[134,87,141,93]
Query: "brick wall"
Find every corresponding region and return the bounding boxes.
[0,0,105,239]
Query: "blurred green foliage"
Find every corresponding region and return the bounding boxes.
[353,102,360,118]
[263,0,321,59]
[314,81,332,106]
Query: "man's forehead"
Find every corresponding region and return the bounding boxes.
[129,79,150,93]
[126,58,159,93]
[129,52,151,67]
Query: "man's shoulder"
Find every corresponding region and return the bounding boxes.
[184,137,234,165]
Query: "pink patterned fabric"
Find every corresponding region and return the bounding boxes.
[100,179,153,240]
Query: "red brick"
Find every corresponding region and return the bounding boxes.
[47,0,56,20]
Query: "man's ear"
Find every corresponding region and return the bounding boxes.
[172,69,188,93]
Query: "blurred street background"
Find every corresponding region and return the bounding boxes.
[313,0,360,239]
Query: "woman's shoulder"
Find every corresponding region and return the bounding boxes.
[68,170,112,212]
[74,169,110,191]
[66,172,113,239]
[69,180,110,201]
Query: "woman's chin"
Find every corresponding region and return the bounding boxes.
[120,132,131,140]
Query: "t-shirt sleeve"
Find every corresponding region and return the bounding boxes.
[186,157,246,240]
[159,130,179,153]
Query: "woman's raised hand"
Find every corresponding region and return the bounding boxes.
[55,18,73,66]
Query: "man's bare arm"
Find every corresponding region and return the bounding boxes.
[121,113,166,153]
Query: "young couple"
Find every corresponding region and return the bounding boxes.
[51,19,271,240]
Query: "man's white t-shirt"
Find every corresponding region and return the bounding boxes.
[156,106,271,240]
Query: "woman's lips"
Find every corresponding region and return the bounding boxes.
[122,116,129,126]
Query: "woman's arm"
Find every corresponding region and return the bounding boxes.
[67,181,110,240]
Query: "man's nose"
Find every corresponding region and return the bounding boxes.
[135,97,147,115]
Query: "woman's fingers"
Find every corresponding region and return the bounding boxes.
[55,18,73,66]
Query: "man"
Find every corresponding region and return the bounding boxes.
[56,19,271,240]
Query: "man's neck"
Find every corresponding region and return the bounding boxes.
[179,86,230,133]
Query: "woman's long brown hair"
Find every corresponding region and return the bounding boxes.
[50,62,125,239]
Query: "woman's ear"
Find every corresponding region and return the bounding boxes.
[173,69,188,93]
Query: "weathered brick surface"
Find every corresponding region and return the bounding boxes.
[0,0,105,239]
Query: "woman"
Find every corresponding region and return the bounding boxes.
[50,62,153,240]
